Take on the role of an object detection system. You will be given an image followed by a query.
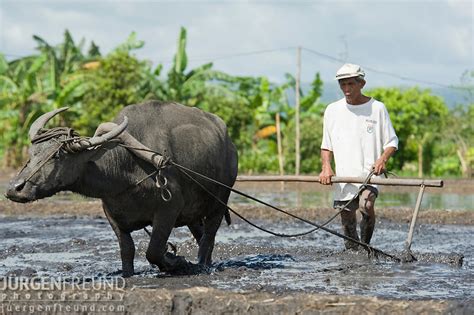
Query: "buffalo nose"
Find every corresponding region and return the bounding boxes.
[14,180,26,192]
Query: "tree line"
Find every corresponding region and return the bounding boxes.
[0,28,473,178]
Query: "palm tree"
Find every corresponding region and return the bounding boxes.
[0,31,101,166]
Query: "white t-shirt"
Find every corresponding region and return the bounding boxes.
[321,97,398,201]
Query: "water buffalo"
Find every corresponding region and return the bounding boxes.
[5,100,238,277]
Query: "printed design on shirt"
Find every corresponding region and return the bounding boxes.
[365,119,377,134]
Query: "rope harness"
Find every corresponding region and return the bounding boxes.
[117,144,172,201]
[23,128,173,200]
[23,129,401,262]
[20,128,84,184]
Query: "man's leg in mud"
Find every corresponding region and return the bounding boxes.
[336,199,360,250]
[359,187,377,244]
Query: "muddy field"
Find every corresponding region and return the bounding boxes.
[0,177,473,313]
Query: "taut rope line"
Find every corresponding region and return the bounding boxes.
[21,129,401,262]
[113,144,400,261]
[171,161,400,262]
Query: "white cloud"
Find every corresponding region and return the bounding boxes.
[447,0,473,17]
[0,0,472,87]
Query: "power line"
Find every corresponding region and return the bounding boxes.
[301,46,463,90]
[301,47,344,63]
[3,48,295,63]
[363,65,455,89]
[188,46,297,62]
[154,46,296,65]
[192,45,465,90]
[2,46,467,90]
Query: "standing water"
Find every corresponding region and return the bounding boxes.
[231,181,474,211]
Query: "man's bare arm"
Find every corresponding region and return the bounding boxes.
[319,149,335,185]
[373,146,397,175]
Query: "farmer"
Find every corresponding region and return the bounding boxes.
[319,63,398,250]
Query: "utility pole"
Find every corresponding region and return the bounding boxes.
[276,112,284,175]
[339,34,349,62]
[295,46,301,175]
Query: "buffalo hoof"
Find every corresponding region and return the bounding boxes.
[107,269,133,278]
[122,270,134,278]
[160,253,209,275]
[186,263,211,275]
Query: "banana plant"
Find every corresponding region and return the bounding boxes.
[151,27,247,108]
[33,30,98,123]
[0,54,48,166]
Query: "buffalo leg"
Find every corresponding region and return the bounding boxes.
[198,213,223,265]
[187,221,204,245]
[146,207,188,272]
[103,204,135,277]
[197,189,232,265]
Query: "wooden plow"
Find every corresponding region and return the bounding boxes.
[236,175,443,260]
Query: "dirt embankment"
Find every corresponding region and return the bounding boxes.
[121,287,471,314]
[1,199,473,226]
[1,286,470,314]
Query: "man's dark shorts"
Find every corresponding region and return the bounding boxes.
[333,185,378,211]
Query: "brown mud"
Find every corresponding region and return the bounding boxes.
[0,208,473,313]
[0,174,473,313]
[0,286,469,314]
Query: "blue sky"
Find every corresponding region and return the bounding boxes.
[1,0,472,90]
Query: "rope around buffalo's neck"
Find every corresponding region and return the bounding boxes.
[32,127,93,153]
[21,128,92,184]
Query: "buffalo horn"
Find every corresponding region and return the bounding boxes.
[70,116,129,151]
[28,107,69,140]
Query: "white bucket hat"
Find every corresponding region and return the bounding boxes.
[335,63,365,80]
